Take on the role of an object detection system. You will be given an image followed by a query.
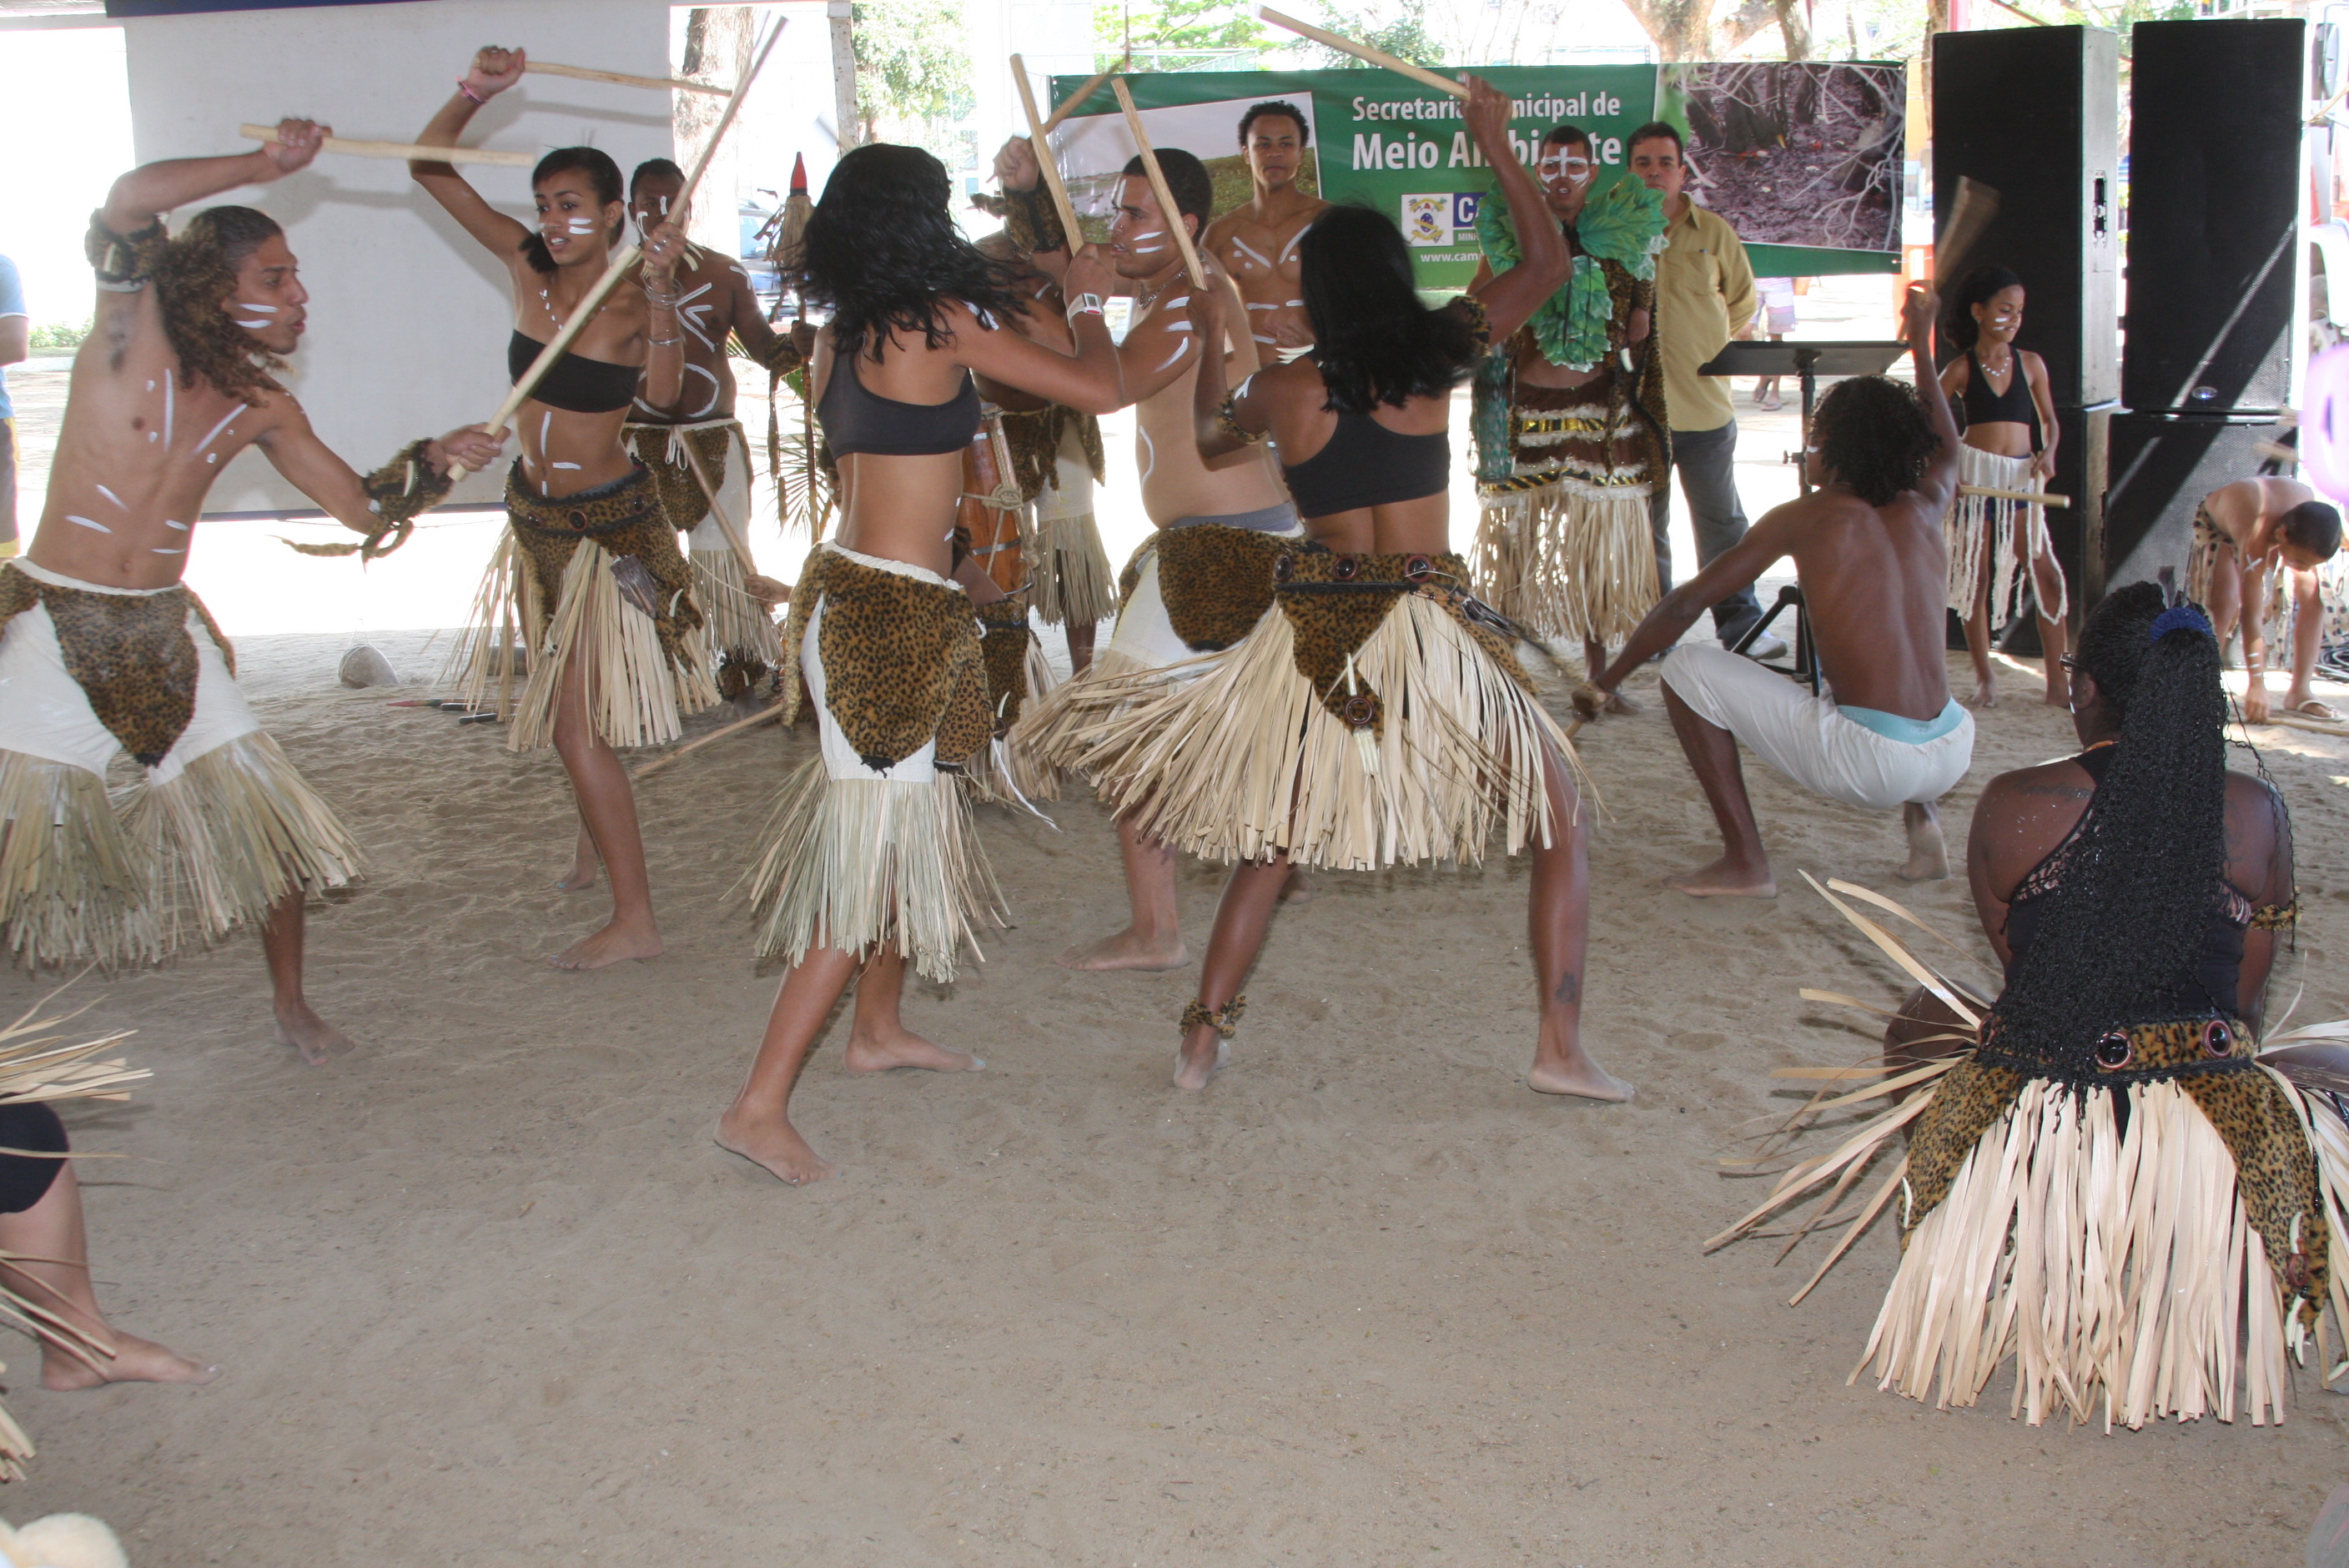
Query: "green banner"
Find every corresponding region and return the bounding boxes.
[1047,64,1900,290]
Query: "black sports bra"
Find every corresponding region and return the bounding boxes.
[1280,409,1451,520]
[1961,348,2041,450]
[816,349,981,457]
[508,330,639,415]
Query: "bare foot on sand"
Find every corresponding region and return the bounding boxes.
[1668,857,1776,898]
[43,1331,219,1391]
[844,1023,983,1074]
[273,1003,355,1066]
[549,920,662,971]
[1173,1028,1229,1092]
[1055,926,1189,972]
[1279,867,1315,905]
[714,1109,837,1187]
[1896,802,1949,882]
[1968,676,1997,709]
[1527,1059,1637,1103]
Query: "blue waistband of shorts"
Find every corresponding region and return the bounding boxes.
[1837,697,1967,746]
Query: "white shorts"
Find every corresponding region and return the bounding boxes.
[0,564,259,786]
[800,542,959,785]
[1662,642,1973,810]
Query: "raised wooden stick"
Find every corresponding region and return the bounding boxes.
[1930,177,1998,283]
[1010,54,1083,248]
[1958,483,2069,508]
[451,18,785,476]
[676,434,757,577]
[633,698,787,778]
[1041,54,1129,133]
[526,60,730,97]
[1110,78,1207,289]
[240,123,534,167]
[1256,6,1465,98]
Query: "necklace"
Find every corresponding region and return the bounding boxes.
[1979,345,2015,380]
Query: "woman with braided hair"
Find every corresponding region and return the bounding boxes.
[1718,582,2349,1430]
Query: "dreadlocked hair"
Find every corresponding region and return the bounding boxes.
[797,143,1025,363]
[155,206,286,408]
[1300,205,1481,413]
[1994,581,2232,1058]
[1813,374,1938,506]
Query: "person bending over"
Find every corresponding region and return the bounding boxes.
[1581,284,1970,896]
[2189,475,2342,724]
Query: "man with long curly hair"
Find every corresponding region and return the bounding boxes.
[0,123,502,1061]
[1581,284,1972,896]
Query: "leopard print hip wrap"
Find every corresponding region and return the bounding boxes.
[504,462,703,673]
[777,545,989,771]
[624,420,741,533]
[0,563,235,766]
[1272,546,1535,739]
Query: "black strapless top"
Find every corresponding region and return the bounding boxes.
[816,350,981,457]
[1280,408,1450,520]
[508,330,640,415]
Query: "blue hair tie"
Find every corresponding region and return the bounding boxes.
[2149,603,2213,643]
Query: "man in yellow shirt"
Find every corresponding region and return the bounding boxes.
[1633,122,1773,655]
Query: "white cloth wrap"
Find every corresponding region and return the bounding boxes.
[1661,642,1974,811]
[801,541,959,784]
[1105,518,1308,677]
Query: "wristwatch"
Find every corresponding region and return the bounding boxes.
[1065,293,1104,322]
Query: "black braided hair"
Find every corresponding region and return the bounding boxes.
[1812,374,1939,506]
[1994,583,2232,1061]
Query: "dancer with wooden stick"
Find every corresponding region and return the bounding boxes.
[0,124,500,1058]
[624,157,804,702]
[715,143,1123,1187]
[412,47,705,971]
[993,130,1311,971]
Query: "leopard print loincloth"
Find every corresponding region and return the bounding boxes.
[624,421,741,534]
[778,546,989,771]
[0,563,235,766]
[1272,547,1535,737]
[505,463,703,673]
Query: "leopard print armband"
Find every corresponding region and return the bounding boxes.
[351,440,453,561]
[1180,995,1246,1038]
[1216,393,1266,446]
[1453,293,1491,349]
[759,334,806,379]
[2251,898,2301,931]
[87,213,168,292]
[1002,185,1068,255]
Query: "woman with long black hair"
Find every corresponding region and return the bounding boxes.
[1069,78,1628,1101]
[413,47,702,972]
[715,143,1123,1186]
[1938,264,2069,708]
[1721,582,2346,1429]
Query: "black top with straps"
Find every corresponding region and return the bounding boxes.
[507,331,640,415]
[1280,410,1451,520]
[816,350,982,458]
[1960,347,2042,451]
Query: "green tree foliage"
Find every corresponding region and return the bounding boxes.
[1305,0,1442,66]
[853,0,975,160]
[1094,0,1269,72]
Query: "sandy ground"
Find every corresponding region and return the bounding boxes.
[9,280,2349,1562]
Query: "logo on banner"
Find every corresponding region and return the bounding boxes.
[1401,193,1451,246]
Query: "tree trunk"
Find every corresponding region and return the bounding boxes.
[1773,0,1812,60]
[1617,0,1718,63]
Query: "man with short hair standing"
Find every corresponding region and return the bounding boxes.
[0,253,27,559]
[1631,121,1773,654]
[1202,101,1326,359]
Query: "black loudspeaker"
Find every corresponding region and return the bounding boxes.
[1932,27,2120,408]
[2095,413,2284,598]
[2123,18,2306,415]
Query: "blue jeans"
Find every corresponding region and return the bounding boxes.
[1650,418,1763,645]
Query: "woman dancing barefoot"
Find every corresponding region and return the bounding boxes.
[716,143,1122,1185]
[1077,78,1629,1101]
[412,46,704,970]
[1938,264,2068,709]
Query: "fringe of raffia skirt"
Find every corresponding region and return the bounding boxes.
[1473,483,1657,644]
[744,758,1005,984]
[1024,507,1118,630]
[0,735,360,971]
[963,633,1064,807]
[1946,446,2067,626]
[445,535,719,751]
[691,546,783,667]
[1075,596,1577,872]
[1006,646,1161,782]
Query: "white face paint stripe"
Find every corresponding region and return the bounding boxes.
[151,548,184,555]
[551,461,582,470]
[1152,340,1191,373]
[194,410,239,455]
[1163,319,1195,332]
[96,485,126,510]
[161,374,173,448]
[1230,239,1271,268]
[1136,425,1155,482]
[165,520,188,530]
[1284,299,1304,309]
[1277,229,1306,263]
[566,219,598,234]
[1245,302,1278,311]
[237,302,278,313]
[66,515,110,533]
[1252,334,1277,344]
[539,411,552,453]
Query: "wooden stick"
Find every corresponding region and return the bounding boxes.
[239,124,534,168]
[1040,54,1129,133]
[452,18,785,476]
[633,698,787,778]
[1958,483,2069,508]
[1110,78,1208,289]
[676,434,757,578]
[526,60,730,97]
[1255,6,1466,98]
[1010,54,1083,249]
[1930,176,1998,284]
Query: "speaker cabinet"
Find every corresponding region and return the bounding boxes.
[2095,413,2284,600]
[1932,27,2120,409]
[2123,18,2306,415]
